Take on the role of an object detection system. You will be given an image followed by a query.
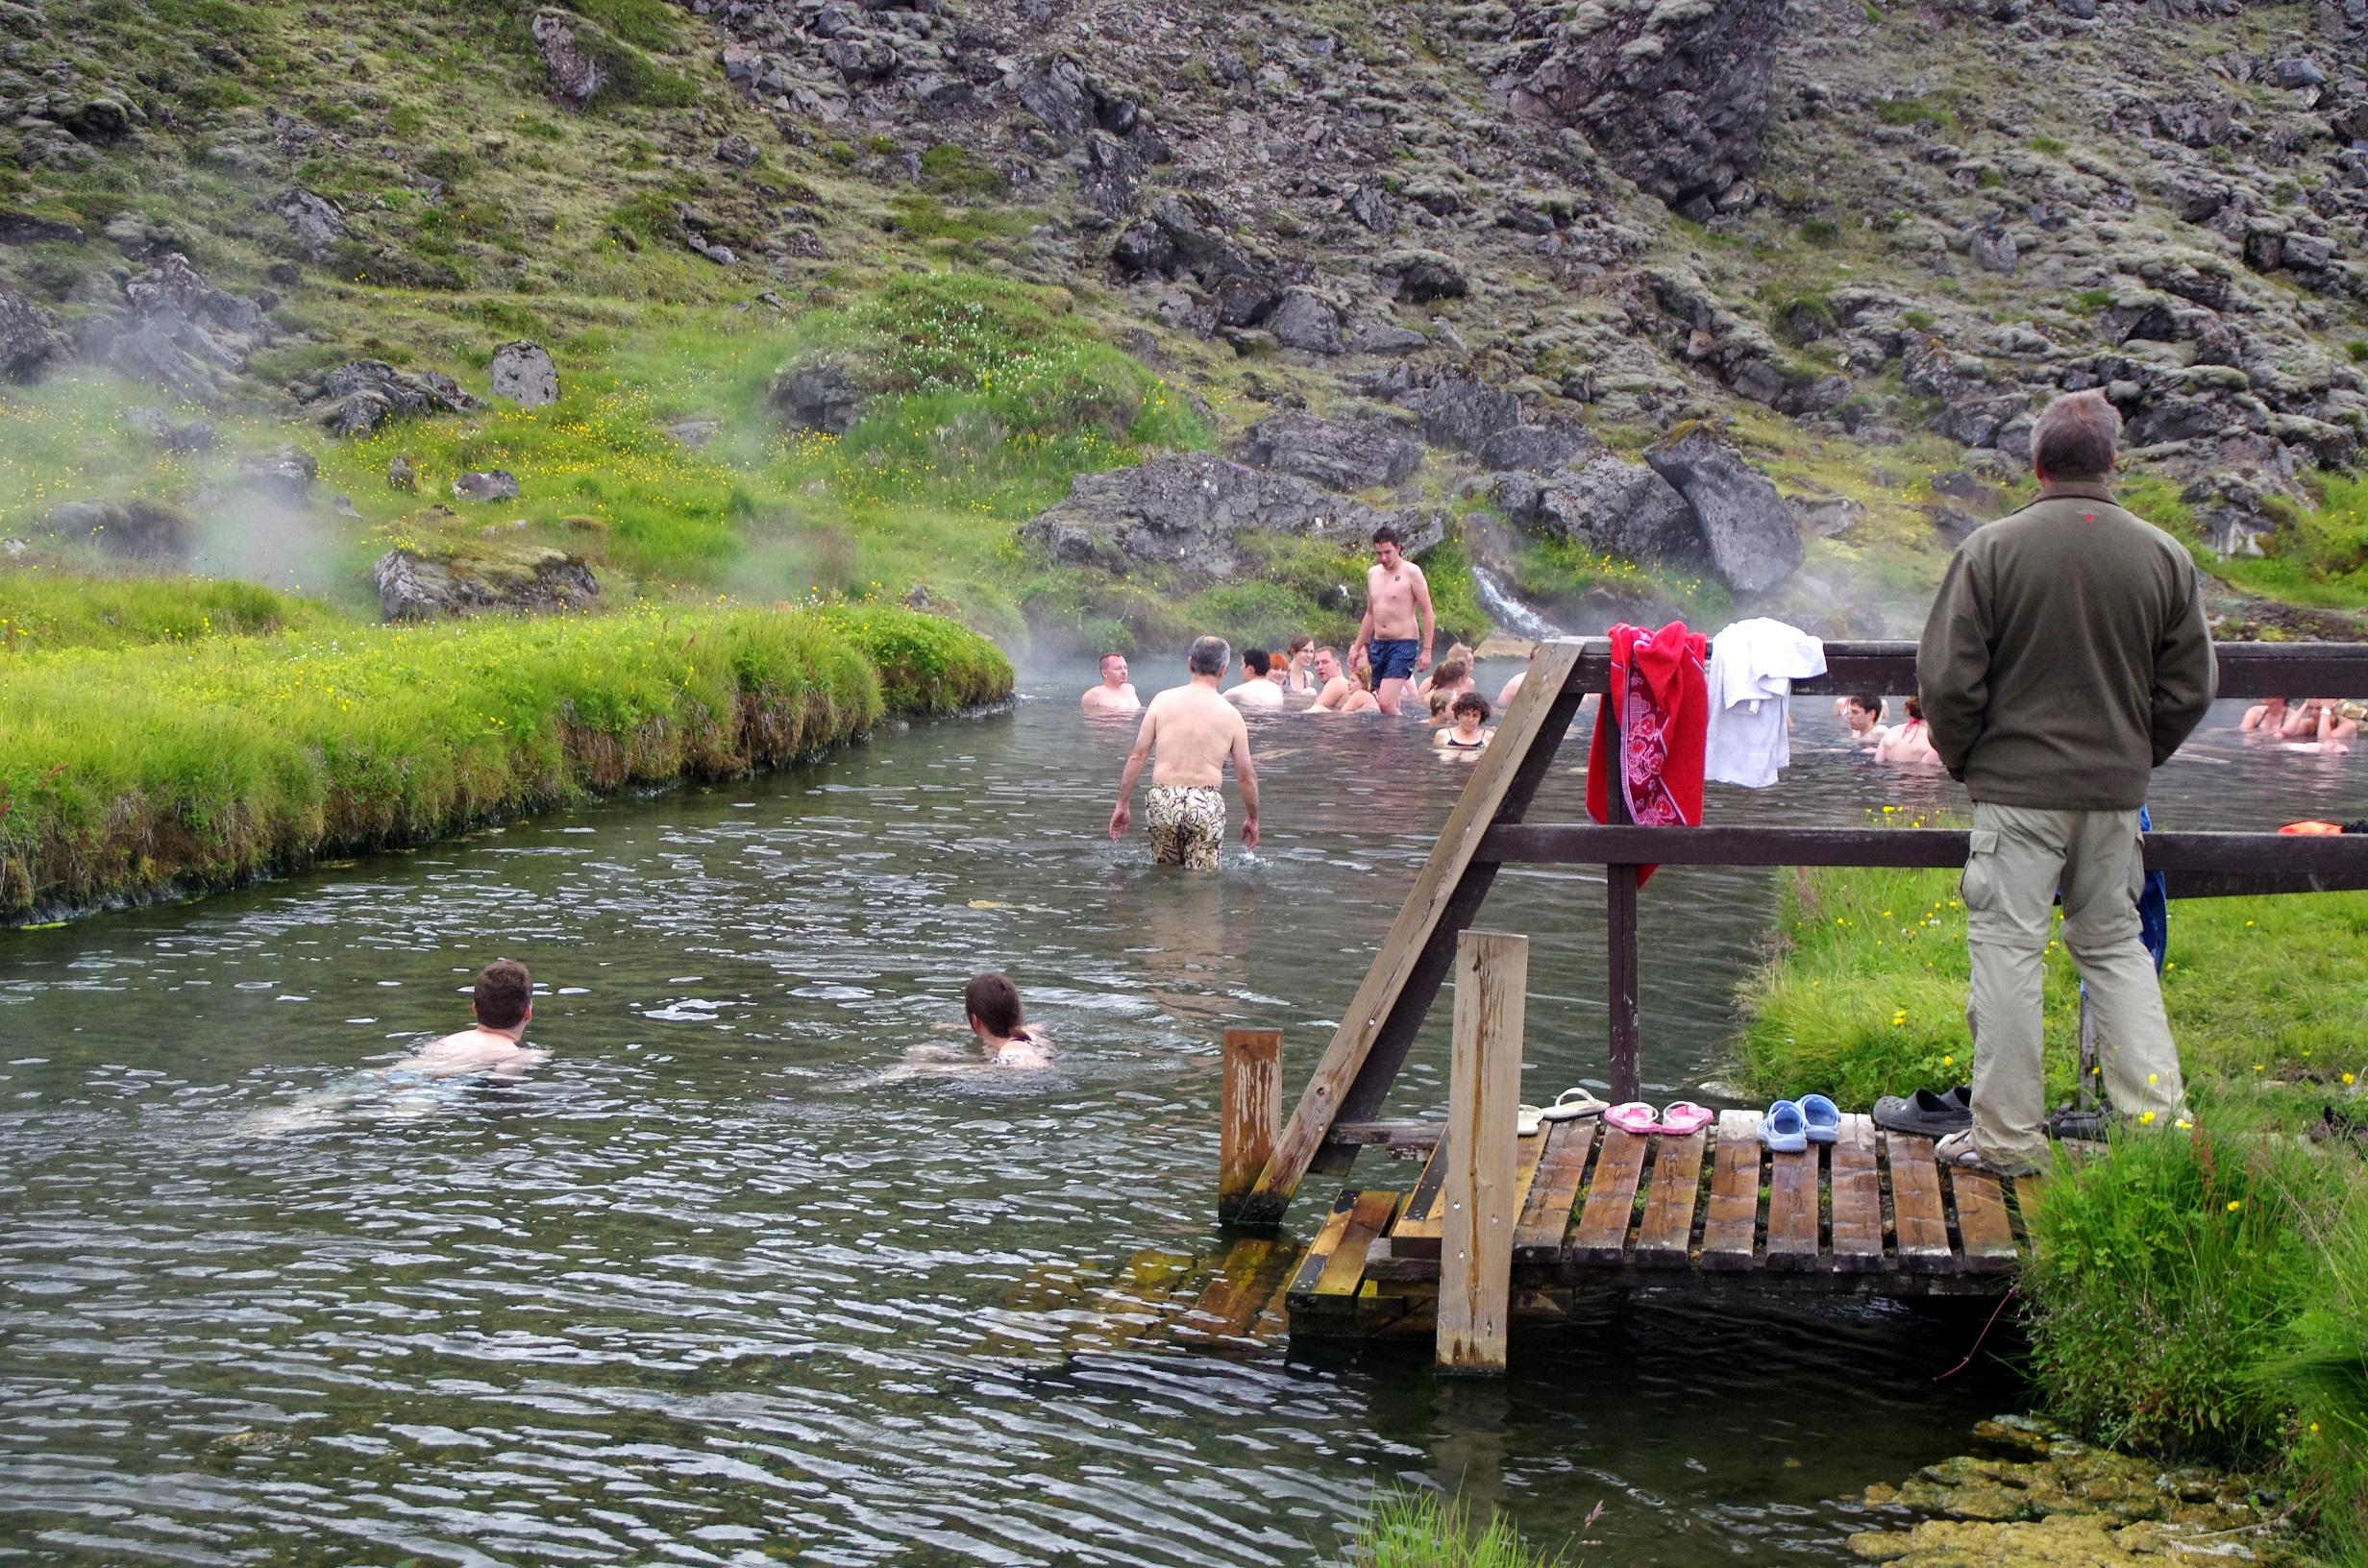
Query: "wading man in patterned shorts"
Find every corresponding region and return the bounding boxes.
[1107,636,1261,870]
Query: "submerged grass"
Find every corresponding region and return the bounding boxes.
[0,602,1009,919]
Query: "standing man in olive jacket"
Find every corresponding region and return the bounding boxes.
[1916,391,2217,1175]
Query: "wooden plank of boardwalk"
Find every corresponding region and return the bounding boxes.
[1633,1125,1707,1266]
[1886,1128,1954,1271]
[1513,1118,1596,1262]
[1829,1115,1886,1271]
[1949,1166,2021,1270]
[1764,1142,1821,1270]
[1571,1127,1649,1262]
[1699,1110,1763,1269]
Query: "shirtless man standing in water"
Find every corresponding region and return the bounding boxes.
[1346,525,1435,716]
[1108,635,1261,868]
[1081,652,1140,715]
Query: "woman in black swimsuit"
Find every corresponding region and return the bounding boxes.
[1435,692,1492,755]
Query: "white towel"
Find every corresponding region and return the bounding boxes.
[1705,618,1827,788]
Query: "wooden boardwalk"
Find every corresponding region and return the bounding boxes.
[1286,1112,2038,1338]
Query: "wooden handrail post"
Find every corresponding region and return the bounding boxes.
[1600,673,1642,1104]
[1219,1028,1282,1225]
[1438,930,1528,1376]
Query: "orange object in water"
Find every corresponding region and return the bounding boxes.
[2278,821,2345,835]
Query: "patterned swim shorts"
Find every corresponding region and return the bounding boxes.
[1147,784,1225,870]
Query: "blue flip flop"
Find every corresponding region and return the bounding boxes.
[1759,1099,1808,1154]
[1798,1092,1841,1144]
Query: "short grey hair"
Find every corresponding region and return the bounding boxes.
[2031,391,2120,480]
[1187,635,1230,677]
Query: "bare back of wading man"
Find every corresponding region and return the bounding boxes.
[1347,525,1434,716]
[1107,636,1261,869]
[1917,390,2216,1176]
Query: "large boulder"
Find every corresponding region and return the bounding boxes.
[261,188,344,261]
[374,545,601,622]
[1268,289,1344,355]
[1478,420,1601,473]
[308,359,482,437]
[1642,427,1803,594]
[1498,454,1701,565]
[1377,249,1468,304]
[38,497,192,561]
[90,254,267,402]
[1020,453,1417,582]
[530,10,604,109]
[1399,374,1523,452]
[1235,412,1422,491]
[490,340,559,407]
[1502,0,1786,220]
[770,355,880,435]
[0,283,58,381]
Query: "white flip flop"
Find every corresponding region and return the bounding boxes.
[1517,1104,1546,1137]
[1539,1088,1609,1122]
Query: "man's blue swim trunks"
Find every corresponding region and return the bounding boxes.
[1368,639,1420,683]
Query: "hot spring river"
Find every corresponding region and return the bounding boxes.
[3,660,2362,1566]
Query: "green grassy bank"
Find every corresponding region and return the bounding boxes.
[1734,855,2368,1117]
[0,568,338,653]
[1733,858,2368,1557]
[0,601,1010,920]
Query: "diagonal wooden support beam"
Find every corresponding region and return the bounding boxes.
[1228,639,1586,1230]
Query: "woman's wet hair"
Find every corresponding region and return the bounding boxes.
[474,959,532,1029]
[965,972,1025,1039]
[1432,657,1469,687]
[1452,692,1491,722]
[1905,695,1925,721]
[1428,688,1453,716]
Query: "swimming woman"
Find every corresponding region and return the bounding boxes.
[964,973,1050,1068]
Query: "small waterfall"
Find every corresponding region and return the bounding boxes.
[1470,565,1565,642]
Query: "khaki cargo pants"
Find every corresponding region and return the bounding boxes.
[1962,802,2190,1171]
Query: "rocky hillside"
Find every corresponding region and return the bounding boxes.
[0,0,2362,643]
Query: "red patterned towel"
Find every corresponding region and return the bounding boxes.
[1585,621,1709,885]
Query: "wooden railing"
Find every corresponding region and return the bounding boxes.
[1221,638,2368,1231]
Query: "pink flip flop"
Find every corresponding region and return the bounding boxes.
[1605,1101,1661,1136]
[1657,1101,1714,1137]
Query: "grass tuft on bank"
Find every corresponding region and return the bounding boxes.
[0,602,1010,920]
[1344,1492,1571,1568]
[2021,1121,2368,1553]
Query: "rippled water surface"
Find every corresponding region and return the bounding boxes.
[4,662,2361,1566]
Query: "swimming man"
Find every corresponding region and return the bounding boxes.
[400,959,547,1080]
[1108,636,1261,869]
[1346,525,1434,716]
[1081,652,1141,715]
